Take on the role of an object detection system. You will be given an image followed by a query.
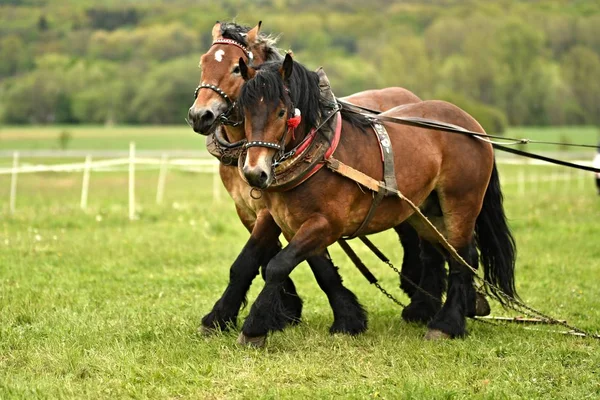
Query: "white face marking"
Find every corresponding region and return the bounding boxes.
[214,49,225,62]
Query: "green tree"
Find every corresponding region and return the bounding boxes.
[129,56,199,124]
[0,35,27,77]
[561,46,600,125]
[495,19,546,125]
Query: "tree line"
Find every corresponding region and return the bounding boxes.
[1,0,600,133]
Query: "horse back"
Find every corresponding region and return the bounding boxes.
[342,87,421,112]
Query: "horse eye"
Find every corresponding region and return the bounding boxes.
[278,109,286,118]
[232,65,241,74]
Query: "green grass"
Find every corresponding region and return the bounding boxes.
[0,160,599,399]
[0,125,205,152]
[507,126,600,153]
[1,125,598,154]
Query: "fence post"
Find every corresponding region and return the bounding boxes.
[129,142,136,220]
[9,151,19,214]
[212,162,221,203]
[156,153,168,205]
[80,154,92,210]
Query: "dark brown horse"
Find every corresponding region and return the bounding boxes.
[187,22,443,337]
[236,54,516,344]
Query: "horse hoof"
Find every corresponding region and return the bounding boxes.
[475,293,491,317]
[198,325,219,336]
[237,332,267,348]
[424,329,451,341]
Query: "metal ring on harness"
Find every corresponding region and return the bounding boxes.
[249,187,263,200]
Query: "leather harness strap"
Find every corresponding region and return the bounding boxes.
[238,110,342,192]
[346,122,398,239]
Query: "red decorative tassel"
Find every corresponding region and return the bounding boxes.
[287,115,301,129]
[287,109,301,140]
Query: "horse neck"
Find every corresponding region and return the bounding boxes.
[222,124,246,143]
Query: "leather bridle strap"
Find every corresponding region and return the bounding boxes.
[194,83,233,106]
[244,141,283,151]
[211,38,254,61]
[193,38,255,125]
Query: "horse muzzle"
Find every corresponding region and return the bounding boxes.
[242,164,273,189]
[188,106,218,135]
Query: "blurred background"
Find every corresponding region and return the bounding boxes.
[0,0,598,214]
[1,0,600,132]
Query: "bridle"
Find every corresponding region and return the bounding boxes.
[193,38,255,128]
[244,86,300,165]
[244,85,341,167]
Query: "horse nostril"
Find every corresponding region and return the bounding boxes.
[259,171,268,183]
[200,110,215,122]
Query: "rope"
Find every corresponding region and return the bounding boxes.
[338,99,600,150]
[337,100,600,174]
[327,157,600,340]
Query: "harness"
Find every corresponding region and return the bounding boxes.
[238,97,399,236]
[194,39,255,129]
[238,106,343,192]
[346,121,398,239]
[202,57,400,232]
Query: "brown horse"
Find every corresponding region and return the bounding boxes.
[187,22,443,337]
[236,54,516,344]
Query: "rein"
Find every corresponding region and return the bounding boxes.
[325,156,600,340]
[338,100,600,174]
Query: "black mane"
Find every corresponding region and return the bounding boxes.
[239,58,371,133]
[220,22,250,46]
[239,59,321,131]
[219,22,283,62]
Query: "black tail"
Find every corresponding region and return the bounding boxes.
[475,161,517,304]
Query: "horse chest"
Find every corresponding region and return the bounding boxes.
[262,195,306,238]
[219,165,265,219]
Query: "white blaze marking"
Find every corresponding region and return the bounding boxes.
[214,50,225,62]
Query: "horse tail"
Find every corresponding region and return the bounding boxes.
[475,160,518,304]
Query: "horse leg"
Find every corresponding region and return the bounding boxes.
[260,248,303,326]
[401,240,446,324]
[239,216,336,347]
[394,223,423,298]
[200,211,298,332]
[307,250,367,335]
[467,245,491,317]
[426,240,478,339]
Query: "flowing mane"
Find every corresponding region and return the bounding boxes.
[219,22,283,62]
[239,58,371,132]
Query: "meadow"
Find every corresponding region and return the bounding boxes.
[0,126,599,399]
[0,125,598,154]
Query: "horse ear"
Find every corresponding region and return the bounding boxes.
[239,57,256,81]
[211,21,222,41]
[280,53,293,81]
[246,21,262,44]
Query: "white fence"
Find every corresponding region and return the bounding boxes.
[1,143,220,219]
[1,142,596,218]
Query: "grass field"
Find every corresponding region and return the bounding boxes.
[0,128,599,398]
[0,125,599,153]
